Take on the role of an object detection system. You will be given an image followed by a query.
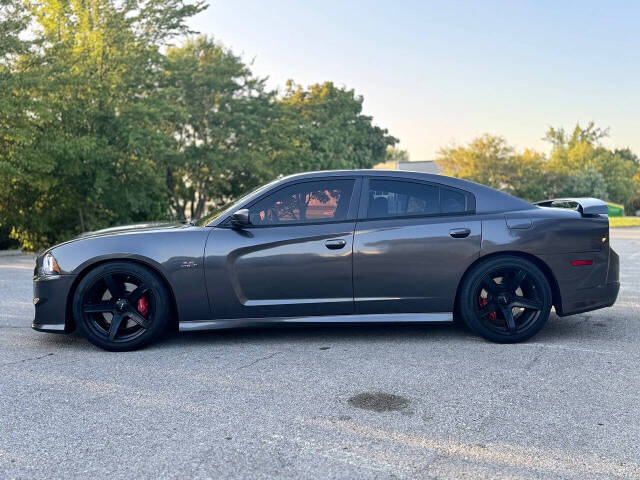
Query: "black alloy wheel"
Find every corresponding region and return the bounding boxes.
[459,256,552,343]
[73,261,170,351]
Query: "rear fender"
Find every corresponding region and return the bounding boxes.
[480,209,612,316]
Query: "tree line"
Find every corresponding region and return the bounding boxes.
[436,123,640,211]
[0,0,397,249]
[2,1,638,251]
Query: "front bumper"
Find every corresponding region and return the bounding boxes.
[32,274,76,333]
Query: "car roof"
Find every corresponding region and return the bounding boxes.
[276,169,534,214]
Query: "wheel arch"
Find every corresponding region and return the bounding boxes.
[454,250,562,316]
[64,256,179,332]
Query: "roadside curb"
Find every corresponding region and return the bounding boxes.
[0,250,25,257]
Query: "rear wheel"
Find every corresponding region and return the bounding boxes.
[459,256,552,343]
[73,261,170,351]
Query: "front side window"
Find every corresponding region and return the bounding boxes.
[249,179,355,225]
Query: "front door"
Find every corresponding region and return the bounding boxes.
[354,177,481,314]
[205,178,359,319]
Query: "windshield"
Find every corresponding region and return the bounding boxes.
[194,178,282,227]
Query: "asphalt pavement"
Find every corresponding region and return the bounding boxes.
[1,229,639,479]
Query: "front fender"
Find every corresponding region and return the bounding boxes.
[48,227,213,324]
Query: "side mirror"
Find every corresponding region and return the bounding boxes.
[231,209,251,228]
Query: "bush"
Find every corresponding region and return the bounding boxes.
[554,169,608,200]
[0,225,19,251]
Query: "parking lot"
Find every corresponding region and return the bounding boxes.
[1,229,639,479]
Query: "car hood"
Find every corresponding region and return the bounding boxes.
[76,221,188,239]
[40,222,190,255]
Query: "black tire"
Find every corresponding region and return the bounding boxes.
[458,255,552,343]
[73,261,170,351]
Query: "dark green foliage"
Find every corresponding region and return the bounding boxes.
[0,2,397,249]
[1,0,207,249]
[274,81,397,176]
[555,169,608,200]
[162,36,277,220]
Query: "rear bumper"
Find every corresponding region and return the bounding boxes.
[556,281,620,316]
[32,274,76,333]
[547,245,620,317]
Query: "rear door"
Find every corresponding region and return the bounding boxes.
[353,177,481,314]
[205,177,360,319]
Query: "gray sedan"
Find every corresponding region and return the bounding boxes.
[32,170,619,350]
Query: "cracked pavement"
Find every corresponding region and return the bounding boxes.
[1,229,640,479]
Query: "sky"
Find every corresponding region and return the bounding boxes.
[188,0,640,160]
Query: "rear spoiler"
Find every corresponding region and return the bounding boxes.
[534,197,608,216]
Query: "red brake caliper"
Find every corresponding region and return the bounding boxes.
[137,295,149,317]
[478,296,496,320]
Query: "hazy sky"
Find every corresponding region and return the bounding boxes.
[188,0,639,160]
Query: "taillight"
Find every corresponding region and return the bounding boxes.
[571,259,593,266]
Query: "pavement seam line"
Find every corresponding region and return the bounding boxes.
[0,352,54,368]
[236,351,282,370]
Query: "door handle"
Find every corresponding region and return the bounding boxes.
[450,228,471,238]
[325,239,347,250]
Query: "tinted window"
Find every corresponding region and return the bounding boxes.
[249,179,355,225]
[441,187,467,213]
[367,179,439,218]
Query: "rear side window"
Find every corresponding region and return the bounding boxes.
[368,179,439,218]
[366,179,473,219]
[249,179,355,225]
[441,187,467,213]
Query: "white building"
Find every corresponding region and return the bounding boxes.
[373,159,441,175]
[397,160,440,175]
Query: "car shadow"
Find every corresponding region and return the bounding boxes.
[26,322,462,353]
[30,311,621,352]
[27,321,473,353]
[29,329,97,352]
[163,321,474,349]
[160,311,626,350]
[535,312,619,342]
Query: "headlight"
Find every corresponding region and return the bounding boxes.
[42,253,60,275]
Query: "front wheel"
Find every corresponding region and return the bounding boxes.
[458,256,552,343]
[73,261,170,351]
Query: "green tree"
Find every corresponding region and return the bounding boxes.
[436,134,523,194]
[162,36,275,220]
[617,148,640,213]
[437,124,640,208]
[0,0,34,249]
[555,168,608,199]
[436,134,553,201]
[0,4,401,246]
[385,146,409,163]
[182,79,398,220]
[509,149,552,201]
[544,123,638,207]
[1,0,205,249]
[272,81,397,176]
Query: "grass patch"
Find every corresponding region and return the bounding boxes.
[610,217,640,228]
